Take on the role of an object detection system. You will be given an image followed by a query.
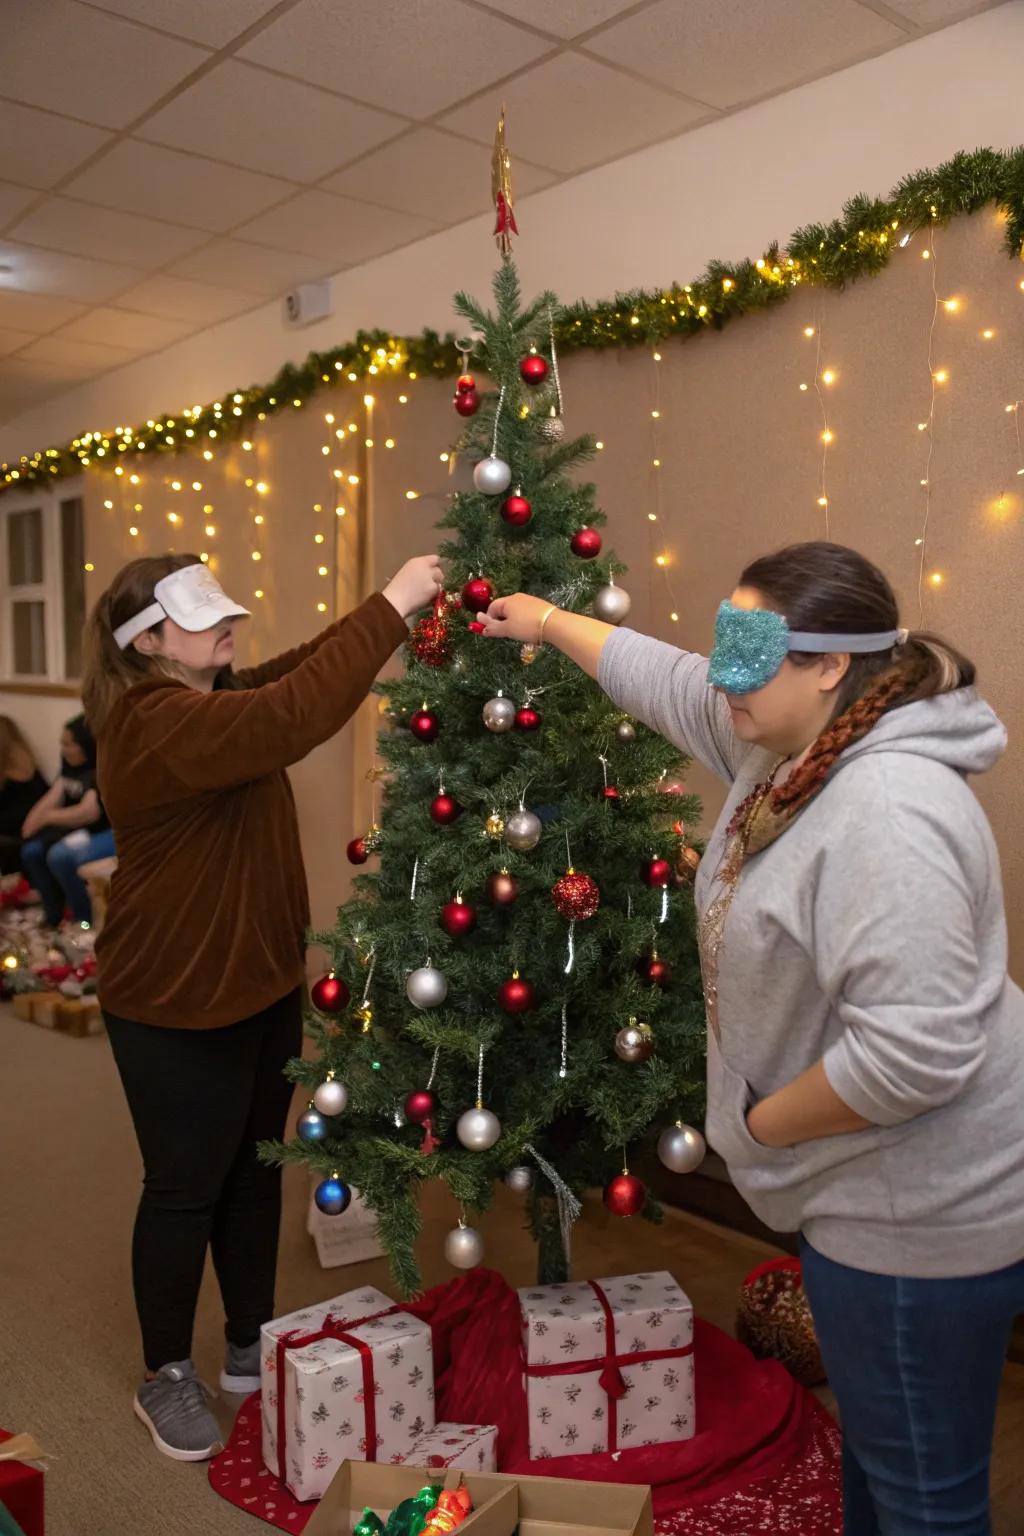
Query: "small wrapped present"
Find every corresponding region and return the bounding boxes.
[518,1271,695,1460]
[0,1430,45,1536]
[55,998,102,1037]
[389,1422,497,1473]
[261,1285,435,1502]
[306,1179,385,1269]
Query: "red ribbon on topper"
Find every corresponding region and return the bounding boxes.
[524,1280,694,1453]
[275,1303,397,1485]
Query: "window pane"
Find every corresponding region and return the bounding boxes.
[61,497,85,679]
[12,601,46,676]
[8,508,43,586]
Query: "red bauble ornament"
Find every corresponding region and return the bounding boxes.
[643,856,672,888]
[551,869,601,921]
[346,836,368,864]
[658,775,687,796]
[468,620,486,634]
[454,388,480,417]
[310,973,350,1015]
[409,613,452,666]
[440,896,477,937]
[498,973,535,1014]
[404,1088,438,1125]
[501,494,533,527]
[639,954,672,988]
[571,527,602,559]
[430,793,461,825]
[410,708,440,743]
[514,705,541,731]
[461,576,495,614]
[456,373,476,395]
[601,785,621,803]
[487,870,519,906]
[519,354,549,386]
[603,1172,647,1217]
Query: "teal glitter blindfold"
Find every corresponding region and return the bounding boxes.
[708,601,902,695]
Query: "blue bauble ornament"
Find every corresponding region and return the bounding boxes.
[297,1106,329,1143]
[314,1176,352,1216]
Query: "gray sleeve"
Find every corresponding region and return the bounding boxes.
[597,627,743,784]
[816,769,994,1125]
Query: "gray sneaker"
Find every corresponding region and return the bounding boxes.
[133,1360,223,1461]
[220,1339,261,1395]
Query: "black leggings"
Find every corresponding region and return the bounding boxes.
[105,990,303,1371]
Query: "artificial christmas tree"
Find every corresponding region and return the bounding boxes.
[264,258,708,1295]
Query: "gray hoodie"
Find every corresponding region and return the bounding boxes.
[599,629,1024,1278]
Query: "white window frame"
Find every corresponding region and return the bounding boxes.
[0,476,85,686]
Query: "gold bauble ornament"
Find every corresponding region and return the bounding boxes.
[485,811,505,839]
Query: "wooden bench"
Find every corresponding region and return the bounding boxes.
[78,856,117,934]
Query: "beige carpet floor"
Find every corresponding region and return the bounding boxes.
[3,1010,1023,1535]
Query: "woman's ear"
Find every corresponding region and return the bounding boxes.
[818,652,851,694]
[132,629,160,657]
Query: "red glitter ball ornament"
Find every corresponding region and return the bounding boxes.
[519,354,549,385]
[409,598,452,667]
[440,896,476,937]
[551,869,600,920]
[639,954,672,988]
[498,972,535,1014]
[430,793,461,825]
[461,576,494,613]
[515,705,541,731]
[501,494,533,527]
[643,856,672,888]
[404,1088,438,1125]
[453,388,480,417]
[603,1172,647,1217]
[410,708,440,743]
[570,527,602,559]
[310,973,350,1015]
[346,836,368,864]
[456,373,476,395]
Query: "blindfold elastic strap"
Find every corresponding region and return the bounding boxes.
[787,629,900,654]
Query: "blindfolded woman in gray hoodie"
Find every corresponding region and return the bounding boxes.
[482,539,1024,1536]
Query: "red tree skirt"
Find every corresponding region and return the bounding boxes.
[210,1268,841,1534]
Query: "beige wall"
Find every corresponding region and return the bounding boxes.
[79,207,1024,969]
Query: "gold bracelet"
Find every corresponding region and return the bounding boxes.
[537,604,557,645]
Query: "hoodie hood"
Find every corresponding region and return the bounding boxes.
[836,687,1006,777]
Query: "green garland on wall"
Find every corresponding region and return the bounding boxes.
[2,146,1022,496]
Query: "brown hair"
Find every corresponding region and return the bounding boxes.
[81,553,202,733]
[0,715,36,787]
[739,541,975,818]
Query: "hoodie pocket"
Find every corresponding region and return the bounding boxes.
[704,1050,797,1172]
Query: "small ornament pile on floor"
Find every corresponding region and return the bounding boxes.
[0,881,97,1001]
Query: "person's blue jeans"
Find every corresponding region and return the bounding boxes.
[21,828,115,926]
[801,1237,1024,1535]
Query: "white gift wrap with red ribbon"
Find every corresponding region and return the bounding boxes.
[389,1421,498,1472]
[518,1270,695,1460]
[260,1285,435,1501]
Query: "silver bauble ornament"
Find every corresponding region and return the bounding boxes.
[593,580,632,625]
[657,1122,707,1174]
[504,808,542,852]
[456,1105,502,1151]
[614,1021,656,1063]
[482,693,516,733]
[313,1076,349,1117]
[472,456,512,495]
[615,719,637,743]
[406,964,448,1009]
[540,411,565,443]
[444,1221,485,1269]
[505,1164,534,1194]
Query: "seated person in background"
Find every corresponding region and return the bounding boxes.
[0,716,48,875]
[21,714,114,928]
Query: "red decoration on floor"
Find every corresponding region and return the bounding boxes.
[210,1270,840,1534]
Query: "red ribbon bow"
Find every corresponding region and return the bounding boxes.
[525,1280,693,1453]
[275,1303,397,1485]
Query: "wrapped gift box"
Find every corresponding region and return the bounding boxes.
[55,998,102,1038]
[518,1271,695,1460]
[0,1430,44,1536]
[306,1180,385,1269]
[261,1285,434,1502]
[389,1422,497,1472]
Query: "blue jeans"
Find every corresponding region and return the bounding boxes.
[21,828,115,926]
[801,1237,1024,1535]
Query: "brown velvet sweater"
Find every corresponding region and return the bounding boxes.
[96,591,407,1029]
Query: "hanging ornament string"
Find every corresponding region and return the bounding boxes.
[562,829,576,974]
[409,857,420,902]
[490,383,507,459]
[548,305,564,420]
[476,1042,486,1109]
[559,1002,568,1080]
[660,886,670,924]
[360,948,376,1008]
[427,1044,440,1091]
[524,1141,582,1264]
[599,753,610,789]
